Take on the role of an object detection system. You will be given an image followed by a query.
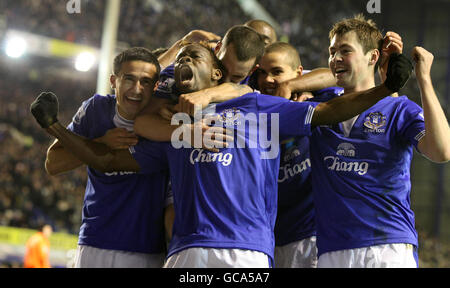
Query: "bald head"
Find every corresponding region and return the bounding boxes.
[265,42,301,70]
[245,19,277,46]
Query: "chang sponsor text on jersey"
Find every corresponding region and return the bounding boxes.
[324,143,369,175]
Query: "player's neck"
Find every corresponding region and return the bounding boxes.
[343,77,376,95]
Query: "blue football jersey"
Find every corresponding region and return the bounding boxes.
[274,87,341,246]
[132,92,318,262]
[275,136,315,246]
[68,94,169,254]
[310,95,425,256]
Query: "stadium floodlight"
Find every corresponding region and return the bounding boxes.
[5,37,27,58]
[75,51,96,72]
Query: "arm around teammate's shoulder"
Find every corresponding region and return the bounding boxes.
[311,84,391,127]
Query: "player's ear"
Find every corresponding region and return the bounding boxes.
[153,81,160,92]
[249,63,259,76]
[110,74,117,89]
[212,68,223,82]
[296,65,304,77]
[369,49,380,66]
[214,41,222,54]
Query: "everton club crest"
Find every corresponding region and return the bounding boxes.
[220,107,242,126]
[364,112,387,133]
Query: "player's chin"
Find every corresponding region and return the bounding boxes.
[335,77,351,88]
[178,78,200,94]
[261,87,276,95]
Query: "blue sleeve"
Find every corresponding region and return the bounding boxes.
[256,94,318,139]
[67,96,96,137]
[130,139,169,174]
[312,87,343,102]
[396,98,426,149]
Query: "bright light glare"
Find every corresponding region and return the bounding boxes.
[5,37,27,58]
[75,52,96,72]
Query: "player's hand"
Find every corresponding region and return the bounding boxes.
[181,30,221,45]
[411,46,434,83]
[384,53,413,92]
[95,128,138,150]
[378,31,404,82]
[274,82,292,99]
[291,92,314,102]
[175,91,213,116]
[180,115,234,153]
[158,104,177,121]
[30,92,59,129]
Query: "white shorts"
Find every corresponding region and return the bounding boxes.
[318,243,418,268]
[163,247,271,268]
[274,236,318,268]
[74,245,165,268]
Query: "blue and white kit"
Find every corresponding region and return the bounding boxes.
[69,94,170,255]
[132,92,318,264]
[310,93,425,259]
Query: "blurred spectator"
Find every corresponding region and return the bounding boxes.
[24,224,52,268]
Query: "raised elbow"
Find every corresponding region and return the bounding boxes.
[439,150,450,163]
[45,159,61,176]
[425,150,450,164]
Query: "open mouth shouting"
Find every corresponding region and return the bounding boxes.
[178,65,195,87]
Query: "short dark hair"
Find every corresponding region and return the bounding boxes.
[113,47,161,77]
[265,42,301,70]
[222,25,266,66]
[329,14,383,72]
[329,14,383,54]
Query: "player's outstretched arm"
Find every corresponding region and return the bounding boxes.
[31,92,140,173]
[135,106,233,153]
[134,110,178,142]
[413,47,450,163]
[275,68,336,99]
[176,83,253,116]
[45,128,138,175]
[45,139,84,176]
[312,53,413,127]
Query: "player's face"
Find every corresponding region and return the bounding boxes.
[328,31,375,92]
[257,52,300,95]
[174,44,218,93]
[216,43,256,84]
[111,61,158,120]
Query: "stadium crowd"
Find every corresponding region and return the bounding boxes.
[0,58,91,234]
[0,0,364,68]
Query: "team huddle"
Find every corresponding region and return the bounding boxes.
[30,15,450,268]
